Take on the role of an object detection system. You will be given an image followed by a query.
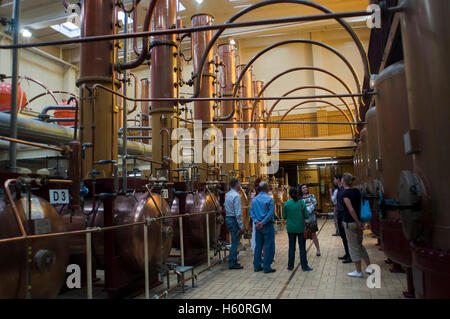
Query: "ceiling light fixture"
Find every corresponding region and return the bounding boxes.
[195,0,204,4]
[229,39,236,45]
[21,29,32,38]
[307,161,338,166]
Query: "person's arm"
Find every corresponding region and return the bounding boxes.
[261,197,275,225]
[234,194,244,230]
[311,194,318,210]
[331,189,337,205]
[282,202,287,220]
[249,200,257,222]
[302,200,309,221]
[343,197,362,228]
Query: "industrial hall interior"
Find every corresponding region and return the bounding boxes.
[0,0,449,300]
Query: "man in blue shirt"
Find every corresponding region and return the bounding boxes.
[224,178,244,269]
[250,181,276,273]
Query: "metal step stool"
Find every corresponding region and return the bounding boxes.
[167,266,195,293]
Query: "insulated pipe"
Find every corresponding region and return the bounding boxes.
[150,0,177,168]
[222,39,362,122]
[0,112,151,156]
[250,67,357,122]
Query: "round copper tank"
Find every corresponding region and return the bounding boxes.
[172,190,222,251]
[62,193,173,273]
[0,195,69,298]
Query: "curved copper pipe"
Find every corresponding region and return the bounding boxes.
[193,0,370,103]
[250,67,357,122]
[117,0,157,71]
[4,179,27,236]
[271,99,354,137]
[127,72,139,114]
[23,90,78,108]
[3,75,58,105]
[266,85,355,127]
[219,39,362,122]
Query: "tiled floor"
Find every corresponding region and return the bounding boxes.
[148,218,408,299]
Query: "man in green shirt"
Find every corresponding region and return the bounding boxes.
[282,187,313,271]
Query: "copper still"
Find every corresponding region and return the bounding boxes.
[218,43,237,174]
[0,195,69,298]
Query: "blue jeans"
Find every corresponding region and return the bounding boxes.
[225,217,241,267]
[253,222,275,272]
[288,233,308,270]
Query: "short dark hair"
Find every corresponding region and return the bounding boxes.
[229,178,240,189]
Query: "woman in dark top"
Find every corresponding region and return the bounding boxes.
[341,173,372,278]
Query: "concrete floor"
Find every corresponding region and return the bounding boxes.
[143,217,408,299]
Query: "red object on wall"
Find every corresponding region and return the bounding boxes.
[0,82,28,112]
[54,99,76,126]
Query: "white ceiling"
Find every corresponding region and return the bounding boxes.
[0,0,368,44]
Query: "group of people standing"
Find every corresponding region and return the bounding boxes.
[224,173,372,278]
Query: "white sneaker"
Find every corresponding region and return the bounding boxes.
[365,267,375,275]
[347,270,363,278]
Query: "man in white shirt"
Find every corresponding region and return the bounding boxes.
[224,178,244,269]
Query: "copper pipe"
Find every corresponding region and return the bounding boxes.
[0,210,218,244]
[23,90,79,108]
[192,0,374,104]
[127,72,139,114]
[116,0,157,71]
[207,121,361,125]
[4,179,27,237]
[0,9,391,50]
[0,136,65,152]
[90,83,370,102]
[265,85,356,135]
[250,66,357,122]
[223,39,363,122]
[2,75,59,105]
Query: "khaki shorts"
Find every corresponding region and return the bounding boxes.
[344,222,368,262]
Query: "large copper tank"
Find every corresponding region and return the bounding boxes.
[375,62,413,267]
[358,128,369,192]
[62,193,173,274]
[365,107,381,237]
[0,195,69,298]
[171,190,222,266]
[400,0,450,298]
[237,65,254,130]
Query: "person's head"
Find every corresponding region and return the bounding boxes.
[334,174,343,188]
[259,181,269,193]
[289,187,299,202]
[229,178,241,191]
[300,184,309,195]
[342,173,355,188]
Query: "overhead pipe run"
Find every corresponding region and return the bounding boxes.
[250,67,358,123]
[221,39,363,122]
